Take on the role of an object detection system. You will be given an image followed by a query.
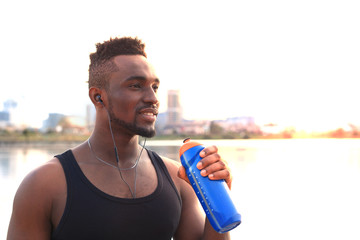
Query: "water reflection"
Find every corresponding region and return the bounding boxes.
[0,143,78,179]
[1,139,360,240]
[0,150,11,176]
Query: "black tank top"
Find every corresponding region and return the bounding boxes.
[52,149,182,240]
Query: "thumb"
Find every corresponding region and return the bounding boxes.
[177,166,190,185]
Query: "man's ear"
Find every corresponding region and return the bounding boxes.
[89,87,105,107]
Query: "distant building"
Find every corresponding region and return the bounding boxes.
[59,116,87,134]
[156,90,262,136]
[0,111,10,122]
[42,113,88,134]
[215,117,259,133]
[261,123,284,135]
[155,112,167,134]
[3,99,17,112]
[166,90,182,125]
[42,113,65,132]
[0,111,10,128]
[3,99,18,126]
[163,120,210,135]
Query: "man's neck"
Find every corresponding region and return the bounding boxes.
[89,128,141,166]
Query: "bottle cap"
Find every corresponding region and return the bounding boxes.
[179,138,202,158]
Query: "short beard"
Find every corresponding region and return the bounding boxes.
[108,108,156,138]
[111,116,156,138]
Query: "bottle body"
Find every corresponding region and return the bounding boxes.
[180,142,241,233]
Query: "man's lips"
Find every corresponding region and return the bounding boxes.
[138,107,158,121]
[139,108,158,116]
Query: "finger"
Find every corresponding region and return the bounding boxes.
[199,145,218,158]
[197,152,222,170]
[208,169,233,190]
[199,160,227,177]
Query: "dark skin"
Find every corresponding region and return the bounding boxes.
[7,55,232,240]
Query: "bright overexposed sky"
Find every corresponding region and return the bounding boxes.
[0,0,359,131]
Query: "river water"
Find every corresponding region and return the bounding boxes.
[1,139,360,239]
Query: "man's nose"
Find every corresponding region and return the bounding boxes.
[143,87,159,105]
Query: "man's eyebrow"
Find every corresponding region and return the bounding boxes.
[124,76,160,84]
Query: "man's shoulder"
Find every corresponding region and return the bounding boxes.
[7,157,66,239]
[16,157,66,202]
[146,149,180,172]
[156,154,181,172]
[28,157,64,181]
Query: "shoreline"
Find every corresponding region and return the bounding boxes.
[0,141,83,148]
[1,131,359,146]
[1,136,359,147]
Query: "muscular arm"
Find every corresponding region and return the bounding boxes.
[7,159,65,240]
[174,175,230,240]
[163,145,232,240]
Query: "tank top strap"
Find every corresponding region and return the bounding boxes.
[55,150,76,190]
[53,150,75,237]
[146,149,182,206]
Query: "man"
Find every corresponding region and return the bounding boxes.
[7,37,233,240]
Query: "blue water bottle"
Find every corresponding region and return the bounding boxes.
[179,138,241,233]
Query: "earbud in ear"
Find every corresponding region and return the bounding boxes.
[96,95,103,103]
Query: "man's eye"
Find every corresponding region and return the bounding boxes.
[130,84,141,89]
[153,85,159,92]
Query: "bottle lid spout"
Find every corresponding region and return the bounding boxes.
[179,138,202,158]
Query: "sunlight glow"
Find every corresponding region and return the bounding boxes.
[0,0,359,132]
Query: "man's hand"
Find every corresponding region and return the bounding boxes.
[177,145,232,190]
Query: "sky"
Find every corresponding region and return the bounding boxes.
[0,0,359,131]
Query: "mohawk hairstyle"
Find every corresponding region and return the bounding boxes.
[88,37,147,89]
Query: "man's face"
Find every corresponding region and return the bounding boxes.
[106,55,160,138]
